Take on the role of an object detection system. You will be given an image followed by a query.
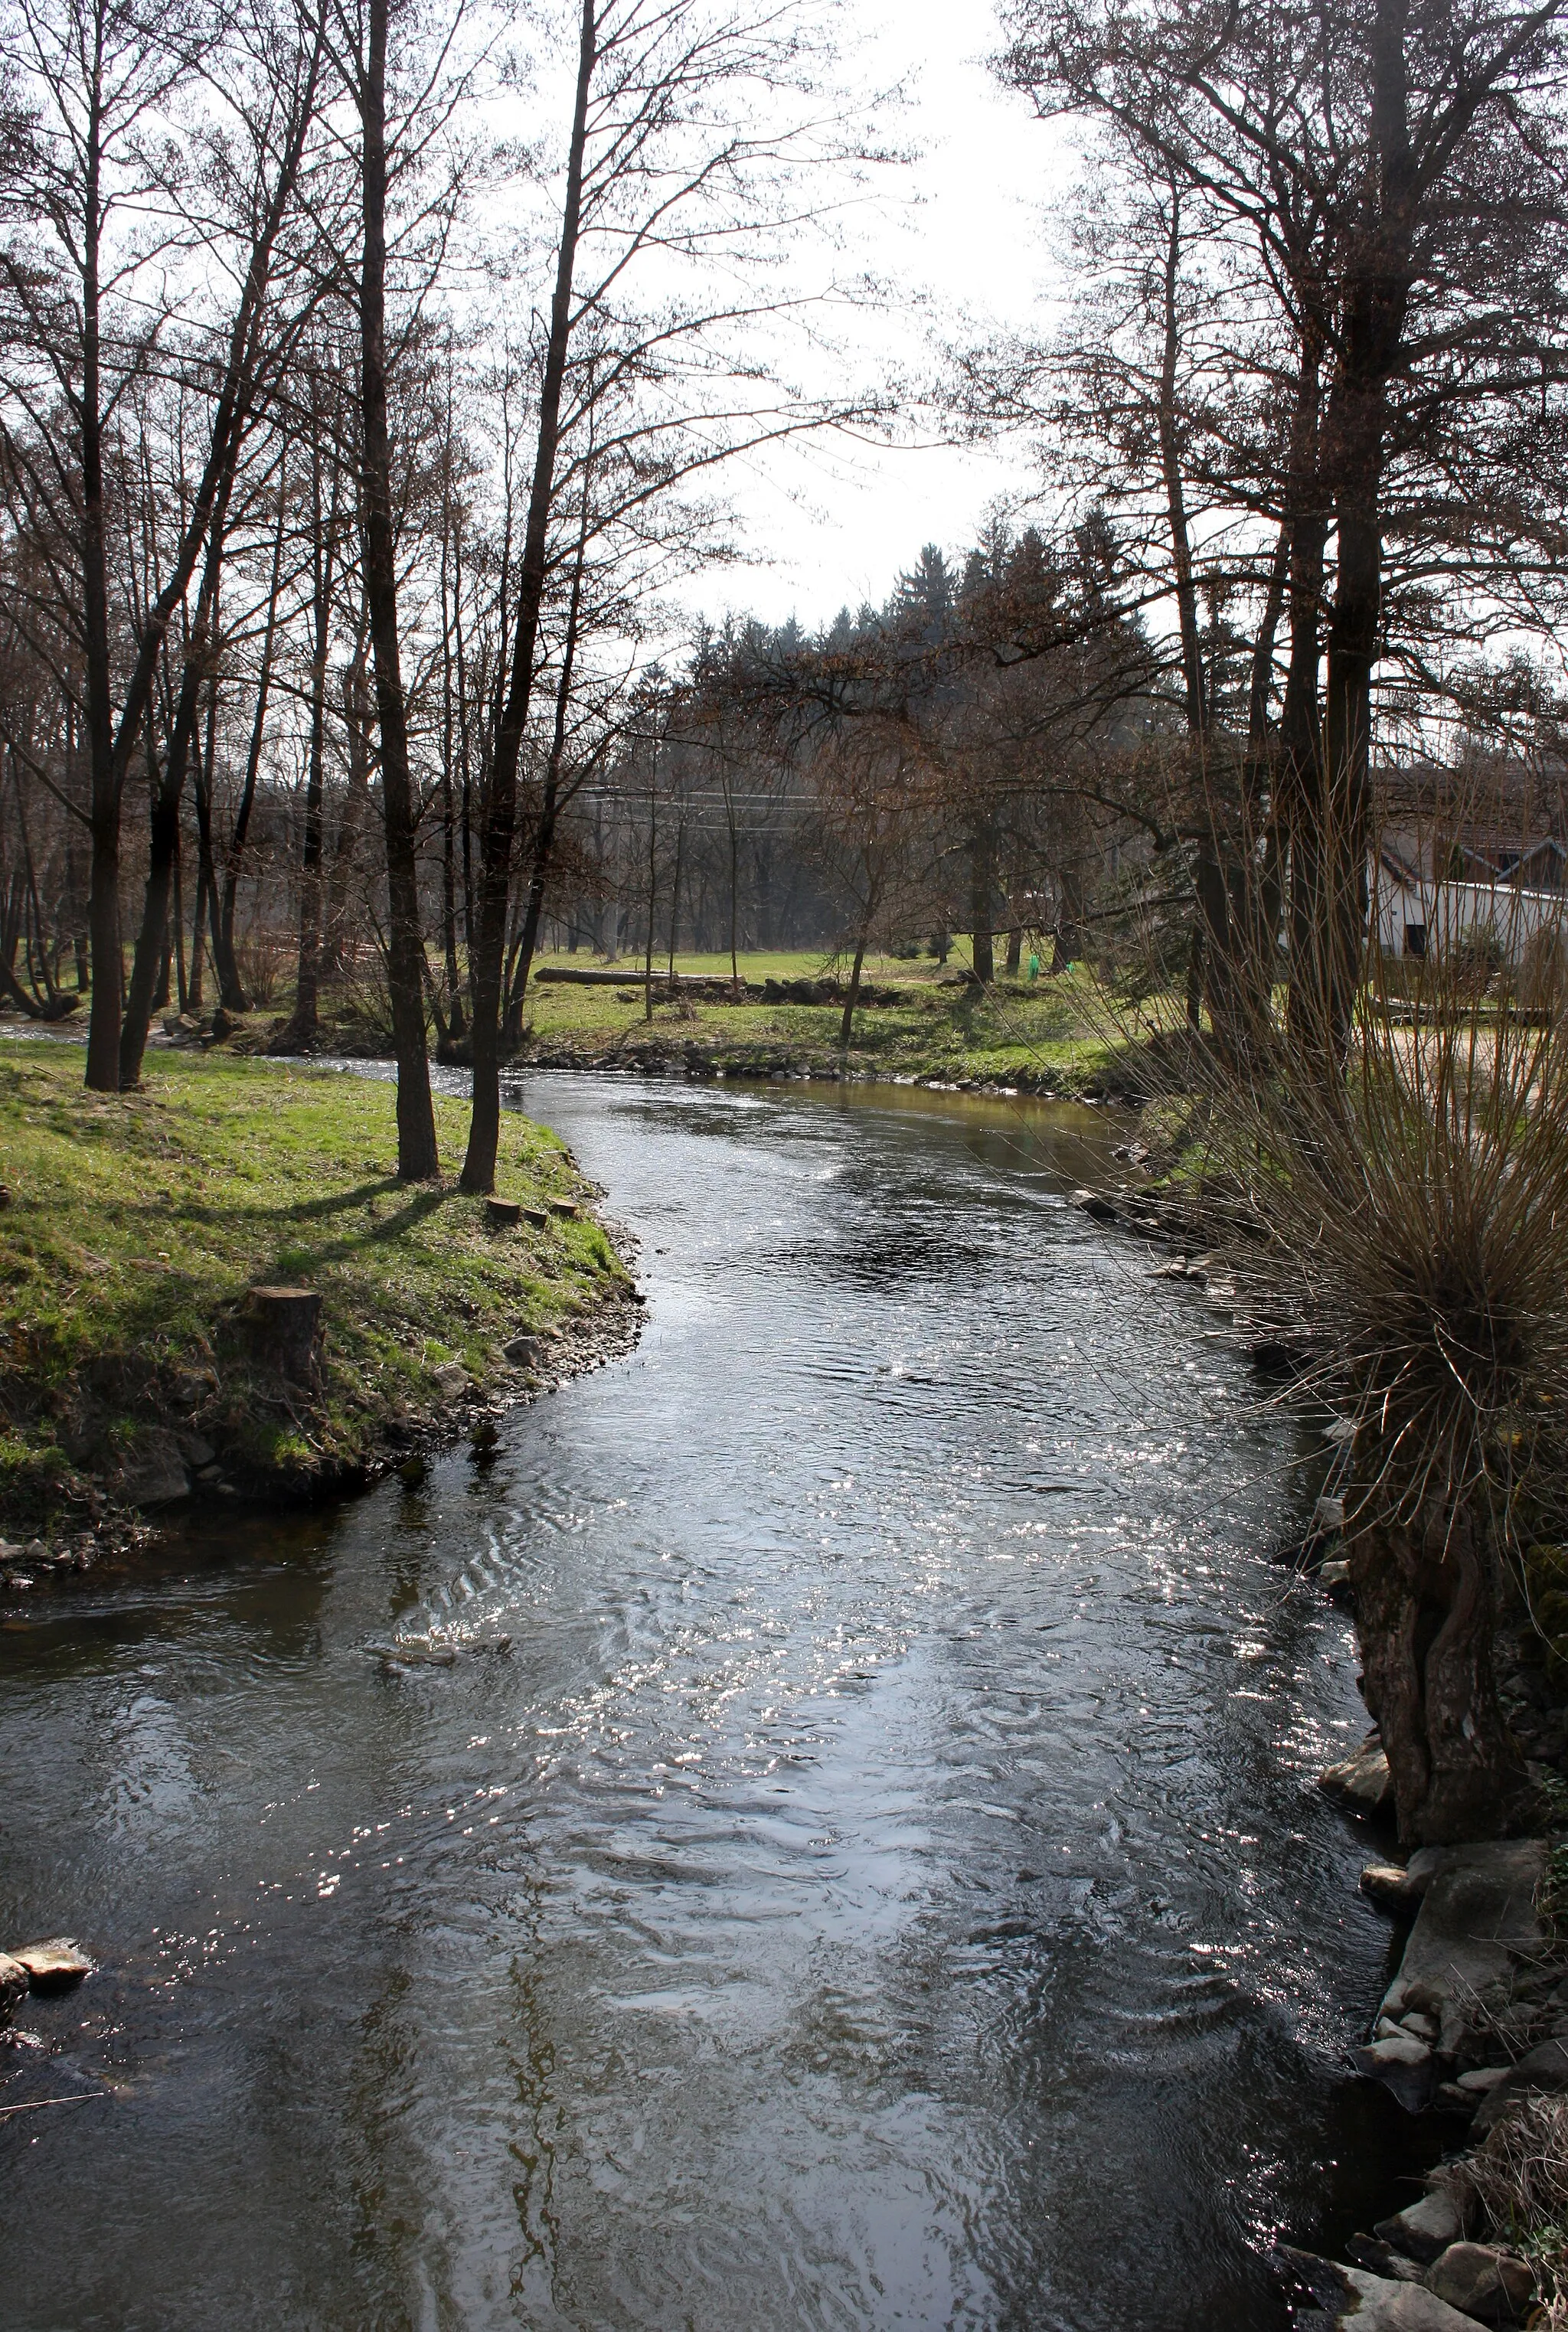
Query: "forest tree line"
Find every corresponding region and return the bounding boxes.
[1,0,1566,1181]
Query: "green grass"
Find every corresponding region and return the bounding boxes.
[207,944,1140,1090]
[505,949,1123,1089]
[0,1043,627,1532]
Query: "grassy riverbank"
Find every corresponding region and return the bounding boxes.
[185,946,1139,1093]
[0,1043,631,1540]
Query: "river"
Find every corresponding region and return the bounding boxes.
[0,1073,1427,2330]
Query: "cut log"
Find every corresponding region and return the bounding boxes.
[247,1285,322,1381]
[485,1198,521,1228]
[549,1198,579,1220]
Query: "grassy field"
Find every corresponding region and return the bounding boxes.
[518,951,1124,1088]
[213,946,1132,1093]
[0,1043,629,1536]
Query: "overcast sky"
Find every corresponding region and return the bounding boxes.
[693,0,1077,635]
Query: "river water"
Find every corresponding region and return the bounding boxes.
[1,1073,1426,2330]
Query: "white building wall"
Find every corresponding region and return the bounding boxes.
[1373,874,1567,962]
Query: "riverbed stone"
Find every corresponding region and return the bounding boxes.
[1358,2032,1436,2108]
[1472,2036,1568,2134]
[1320,1736,1393,1808]
[1070,1187,1118,1222]
[1348,2236,1426,2281]
[0,1951,28,2023]
[11,1935,93,1991]
[1426,2243,1534,2322]
[1363,1863,1423,1909]
[1374,2190,1465,2262]
[1455,2066,1511,2094]
[1378,1841,1546,2059]
[1279,2246,1491,2327]
[1365,2033,1433,2068]
[117,1429,190,1510]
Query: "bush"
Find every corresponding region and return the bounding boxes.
[1187,938,1568,1840]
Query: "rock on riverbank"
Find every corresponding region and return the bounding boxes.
[1276,1833,1568,2325]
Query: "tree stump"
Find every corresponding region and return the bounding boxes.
[247,1285,322,1382]
[486,1199,522,1229]
[549,1198,579,1220]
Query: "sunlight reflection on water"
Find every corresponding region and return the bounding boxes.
[0,1074,1431,2331]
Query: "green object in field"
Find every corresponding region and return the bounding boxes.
[1027,953,1040,980]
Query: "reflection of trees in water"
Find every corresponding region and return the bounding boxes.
[773,1223,994,1295]
[386,1487,435,1622]
[340,1958,438,2314]
[504,1908,564,2305]
[42,1508,340,1673]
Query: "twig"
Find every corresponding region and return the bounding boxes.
[0,2090,107,2118]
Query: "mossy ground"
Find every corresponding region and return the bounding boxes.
[0,1042,628,1533]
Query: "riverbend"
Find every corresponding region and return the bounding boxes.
[0,1076,1430,2330]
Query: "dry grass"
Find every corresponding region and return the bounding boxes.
[1444,2095,1568,2320]
[1210,950,1568,1548]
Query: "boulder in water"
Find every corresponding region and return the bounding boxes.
[11,1935,93,1992]
[1374,2191,1465,2262]
[0,1952,28,2023]
[1276,2245,1487,2327]
[1070,1187,1118,1223]
[1318,1736,1393,1808]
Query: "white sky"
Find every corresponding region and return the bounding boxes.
[689,0,1077,635]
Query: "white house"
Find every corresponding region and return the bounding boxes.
[1373,829,1568,966]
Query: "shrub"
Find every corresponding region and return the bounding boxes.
[1182,928,1568,1840]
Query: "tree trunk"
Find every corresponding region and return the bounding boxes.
[79,10,316,1086]
[643,753,658,1023]
[119,627,211,1085]
[727,785,740,988]
[358,0,438,1181]
[1184,919,1204,1030]
[461,0,595,1193]
[500,490,592,1049]
[323,650,371,982]
[119,484,237,1082]
[668,816,684,986]
[501,818,555,1050]
[276,472,337,1053]
[1051,863,1083,972]
[839,929,867,1050]
[1349,1500,1533,1844]
[217,498,286,1008]
[80,126,119,1090]
[969,818,994,985]
[188,861,207,1009]
[1305,0,1416,1063]
[172,854,188,1011]
[438,439,466,1040]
